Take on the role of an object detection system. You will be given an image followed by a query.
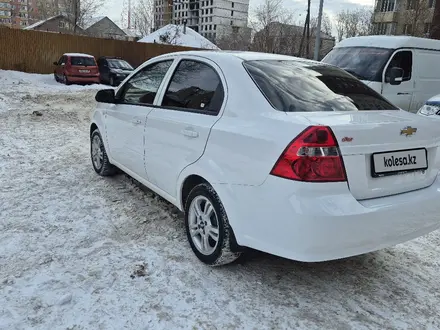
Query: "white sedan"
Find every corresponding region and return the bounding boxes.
[90,51,440,266]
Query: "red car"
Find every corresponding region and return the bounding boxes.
[53,53,100,85]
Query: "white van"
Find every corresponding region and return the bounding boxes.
[322,35,440,113]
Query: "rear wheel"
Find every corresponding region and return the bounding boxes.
[91,129,117,176]
[185,183,241,266]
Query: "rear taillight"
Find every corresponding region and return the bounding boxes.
[270,126,347,182]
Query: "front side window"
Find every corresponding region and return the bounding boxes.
[161,60,224,114]
[322,47,393,82]
[385,50,412,81]
[121,60,173,105]
[57,56,65,65]
[70,56,96,66]
[244,60,398,112]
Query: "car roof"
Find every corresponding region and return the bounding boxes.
[335,35,440,51]
[63,53,94,58]
[153,50,321,65]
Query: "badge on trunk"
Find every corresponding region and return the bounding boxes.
[400,126,417,137]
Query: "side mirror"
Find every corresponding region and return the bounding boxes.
[53,61,58,65]
[95,89,116,104]
[388,67,404,85]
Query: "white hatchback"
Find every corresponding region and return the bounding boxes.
[90,51,440,266]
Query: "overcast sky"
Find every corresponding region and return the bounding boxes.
[99,0,375,35]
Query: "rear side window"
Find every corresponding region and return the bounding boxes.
[161,60,224,114]
[243,60,398,112]
[70,56,96,66]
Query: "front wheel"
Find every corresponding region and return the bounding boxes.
[91,129,117,176]
[185,183,241,266]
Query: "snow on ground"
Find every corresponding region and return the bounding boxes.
[1,71,440,330]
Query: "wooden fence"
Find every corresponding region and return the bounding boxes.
[0,27,195,74]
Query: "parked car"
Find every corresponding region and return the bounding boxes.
[53,53,100,85]
[322,35,440,113]
[90,51,440,266]
[97,56,134,87]
[417,94,440,118]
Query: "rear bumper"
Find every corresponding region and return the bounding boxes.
[213,174,440,262]
[66,75,100,84]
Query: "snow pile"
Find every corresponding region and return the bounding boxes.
[138,24,220,50]
[0,70,107,114]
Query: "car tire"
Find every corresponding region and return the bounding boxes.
[63,74,71,85]
[185,183,241,266]
[54,74,59,82]
[91,129,117,176]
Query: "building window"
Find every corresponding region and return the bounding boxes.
[210,8,213,13]
[230,20,233,25]
[231,10,233,16]
[379,0,395,11]
[210,0,213,5]
[232,2,234,7]
[214,24,216,30]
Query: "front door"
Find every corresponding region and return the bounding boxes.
[104,59,174,179]
[144,58,226,197]
[382,49,414,111]
[55,55,66,79]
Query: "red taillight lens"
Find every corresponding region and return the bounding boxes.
[270,126,347,182]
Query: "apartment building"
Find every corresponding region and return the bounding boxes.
[0,0,32,28]
[372,0,437,37]
[153,0,250,42]
[0,0,78,29]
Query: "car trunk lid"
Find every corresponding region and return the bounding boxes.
[300,110,440,200]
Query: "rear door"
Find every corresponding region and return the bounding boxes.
[144,57,226,197]
[55,55,66,78]
[104,59,174,179]
[381,49,414,112]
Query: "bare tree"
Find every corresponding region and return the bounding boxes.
[34,0,103,34]
[249,0,297,53]
[132,0,154,37]
[335,8,374,41]
[402,0,432,37]
[215,28,252,50]
[310,12,332,36]
[67,0,104,34]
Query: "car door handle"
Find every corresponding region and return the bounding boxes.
[181,129,199,138]
[132,118,142,125]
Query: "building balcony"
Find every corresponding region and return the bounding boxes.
[373,11,398,23]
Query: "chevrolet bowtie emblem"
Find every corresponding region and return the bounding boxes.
[400,126,417,137]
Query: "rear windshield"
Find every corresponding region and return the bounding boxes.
[243,60,398,112]
[108,59,133,70]
[70,56,96,66]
